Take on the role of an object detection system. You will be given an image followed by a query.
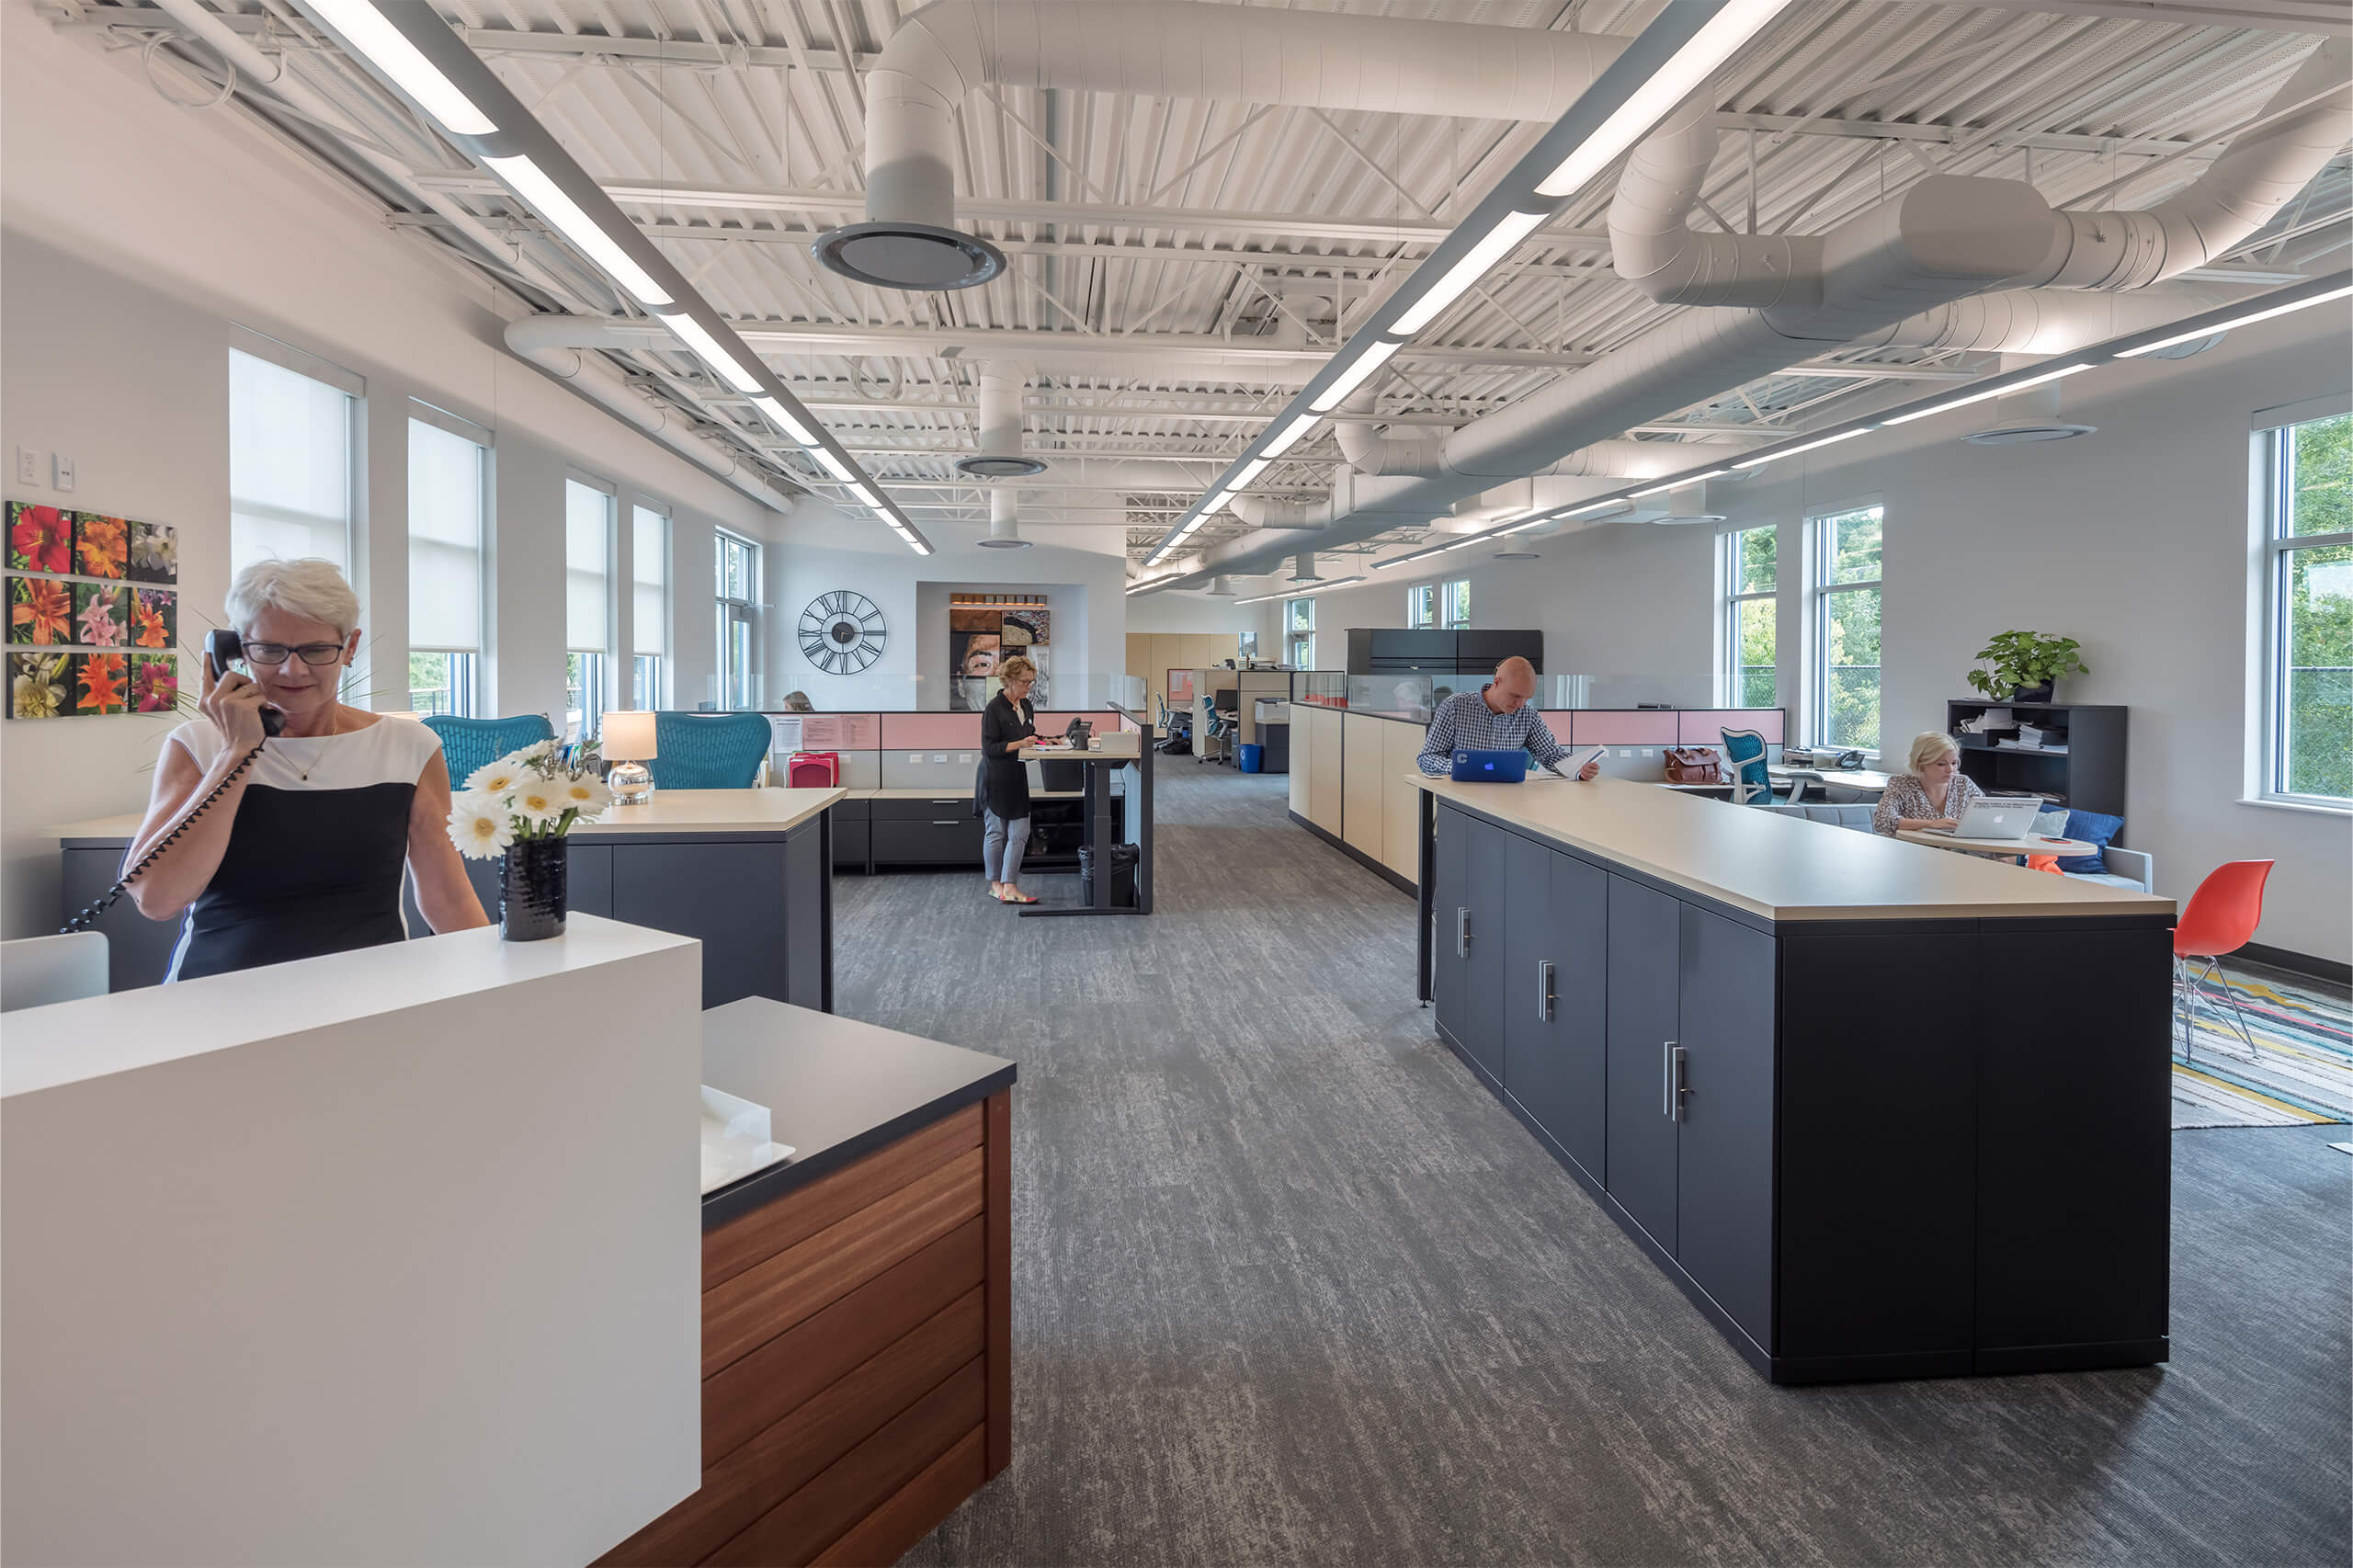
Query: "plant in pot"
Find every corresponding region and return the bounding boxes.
[1966,631,2088,703]
[445,740,613,940]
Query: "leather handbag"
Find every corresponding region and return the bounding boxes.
[1663,746,1725,785]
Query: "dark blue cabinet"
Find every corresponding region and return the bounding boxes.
[1461,817,1508,1083]
[1605,873,1681,1255]
[1432,805,1470,1045]
[1674,903,1776,1347]
[1504,848,1607,1183]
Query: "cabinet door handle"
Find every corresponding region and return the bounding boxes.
[1536,959,1555,1023]
[1663,1041,1688,1121]
[931,819,961,825]
[1455,907,1471,958]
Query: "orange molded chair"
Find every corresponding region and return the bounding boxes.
[2174,859,2273,1063]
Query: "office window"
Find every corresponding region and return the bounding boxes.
[1440,578,1471,630]
[632,504,669,709]
[229,347,355,577]
[407,414,488,717]
[1723,524,1777,709]
[1285,596,1314,668]
[715,528,760,709]
[1811,505,1881,750]
[1406,584,1436,629]
[2260,410,2352,805]
[565,478,614,738]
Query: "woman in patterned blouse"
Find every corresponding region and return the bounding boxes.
[1873,732,1987,835]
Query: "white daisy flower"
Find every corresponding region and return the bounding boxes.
[465,758,526,795]
[513,782,567,822]
[562,775,613,816]
[447,794,515,859]
[516,739,557,764]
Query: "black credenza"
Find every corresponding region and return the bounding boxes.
[1346,628,1542,676]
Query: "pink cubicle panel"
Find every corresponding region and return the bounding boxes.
[1035,710,1121,734]
[879,712,983,749]
[796,713,881,751]
[1681,709,1785,744]
[1566,710,1678,745]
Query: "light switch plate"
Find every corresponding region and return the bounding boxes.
[51,453,74,493]
[1618,748,1631,757]
[1640,747,1654,756]
[933,753,948,763]
[907,753,923,764]
[15,447,40,486]
[958,752,972,763]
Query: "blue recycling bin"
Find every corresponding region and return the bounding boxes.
[1239,743,1265,773]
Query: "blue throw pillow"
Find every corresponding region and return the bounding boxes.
[2059,809,2123,874]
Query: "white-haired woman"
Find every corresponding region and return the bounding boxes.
[1872,731,1987,836]
[125,558,486,979]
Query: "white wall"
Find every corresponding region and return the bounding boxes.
[0,2,779,938]
[1260,306,2350,961]
[1125,590,1267,637]
[767,512,1129,709]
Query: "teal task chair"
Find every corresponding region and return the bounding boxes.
[422,714,556,789]
[650,710,772,790]
[1720,727,1773,804]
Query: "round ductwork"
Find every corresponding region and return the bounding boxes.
[1288,552,1321,584]
[813,222,1005,291]
[955,366,1047,477]
[1962,370,2097,446]
[1204,576,1237,597]
[1963,422,2097,445]
[976,488,1032,549]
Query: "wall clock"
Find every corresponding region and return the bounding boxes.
[799,591,887,674]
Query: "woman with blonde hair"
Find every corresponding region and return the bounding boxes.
[1873,730,1987,836]
[978,653,1060,903]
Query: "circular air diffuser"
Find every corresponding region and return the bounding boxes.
[954,454,1048,478]
[1963,423,2097,446]
[975,534,1033,550]
[1491,548,1541,560]
[813,222,1006,291]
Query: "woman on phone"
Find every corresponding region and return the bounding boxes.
[123,558,486,979]
[978,654,1057,903]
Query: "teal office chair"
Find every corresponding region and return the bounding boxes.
[423,714,556,789]
[650,710,772,789]
[1720,727,1773,804]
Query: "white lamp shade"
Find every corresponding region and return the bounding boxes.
[602,710,658,761]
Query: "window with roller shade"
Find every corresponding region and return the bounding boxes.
[715,529,760,710]
[565,477,615,739]
[1722,524,1777,709]
[229,344,357,577]
[2259,407,2352,806]
[406,412,488,717]
[1809,505,1881,750]
[632,504,669,710]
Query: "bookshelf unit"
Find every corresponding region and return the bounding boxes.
[1943,699,2128,818]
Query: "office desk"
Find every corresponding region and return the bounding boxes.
[602,999,1016,1566]
[49,788,841,1010]
[1771,763,1893,797]
[1014,738,1151,915]
[1411,773,2173,1385]
[1898,827,2099,858]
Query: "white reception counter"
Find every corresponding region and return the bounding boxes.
[3,916,705,1566]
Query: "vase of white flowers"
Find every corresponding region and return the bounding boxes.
[445,740,614,941]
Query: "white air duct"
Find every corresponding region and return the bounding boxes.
[1962,355,2097,445]
[978,487,1032,548]
[1205,576,1238,597]
[822,1,1632,290]
[1289,553,1321,585]
[958,365,1046,477]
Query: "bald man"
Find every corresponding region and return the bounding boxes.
[1417,656,1599,779]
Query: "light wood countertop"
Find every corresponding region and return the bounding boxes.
[1413,774,2174,923]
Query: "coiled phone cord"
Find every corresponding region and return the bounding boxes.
[61,742,267,934]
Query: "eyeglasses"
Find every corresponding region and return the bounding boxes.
[244,642,346,666]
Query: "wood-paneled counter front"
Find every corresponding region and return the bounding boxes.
[600,1000,1016,1567]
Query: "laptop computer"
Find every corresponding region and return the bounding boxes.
[1451,748,1529,783]
[1920,796,2044,840]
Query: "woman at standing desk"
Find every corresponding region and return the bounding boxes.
[979,654,1063,903]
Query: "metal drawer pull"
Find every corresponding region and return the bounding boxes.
[1664,1042,1688,1121]
[1537,959,1555,1023]
[931,819,961,825]
[1455,907,1471,958]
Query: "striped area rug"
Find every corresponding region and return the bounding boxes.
[2172,960,2353,1129]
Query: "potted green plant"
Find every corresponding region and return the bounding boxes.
[1966,631,2088,703]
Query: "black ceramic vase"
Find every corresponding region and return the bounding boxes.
[500,837,568,941]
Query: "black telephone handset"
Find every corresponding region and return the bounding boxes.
[61,636,277,932]
[204,630,286,737]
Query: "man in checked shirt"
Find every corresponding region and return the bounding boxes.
[1416,656,1601,780]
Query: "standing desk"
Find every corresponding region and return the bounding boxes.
[1014,716,1153,916]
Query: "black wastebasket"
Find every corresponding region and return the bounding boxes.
[1076,842,1141,908]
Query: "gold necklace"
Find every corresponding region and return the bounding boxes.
[290,709,344,782]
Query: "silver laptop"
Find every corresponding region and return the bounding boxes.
[1923,796,2045,841]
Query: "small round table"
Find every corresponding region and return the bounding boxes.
[1896,828,2098,859]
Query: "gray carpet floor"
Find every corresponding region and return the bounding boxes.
[834,766,2351,1568]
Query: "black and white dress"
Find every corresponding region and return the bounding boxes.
[162,716,446,983]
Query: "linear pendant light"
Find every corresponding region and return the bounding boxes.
[479,153,672,308]
[1391,209,1552,336]
[1235,575,1364,605]
[1878,362,2093,426]
[302,0,494,134]
[663,313,767,392]
[2115,282,2353,358]
[1308,338,1406,415]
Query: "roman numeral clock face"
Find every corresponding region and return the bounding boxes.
[798,591,886,675]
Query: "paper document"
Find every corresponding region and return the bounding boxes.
[1529,744,1606,780]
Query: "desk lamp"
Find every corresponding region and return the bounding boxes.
[603,710,658,804]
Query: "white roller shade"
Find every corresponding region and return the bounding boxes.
[230,348,353,574]
[565,481,611,653]
[408,420,483,650]
[632,506,667,657]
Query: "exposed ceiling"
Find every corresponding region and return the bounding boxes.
[70,0,2352,573]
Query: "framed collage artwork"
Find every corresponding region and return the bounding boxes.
[7,500,181,720]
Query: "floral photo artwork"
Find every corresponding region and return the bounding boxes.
[132,588,175,650]
[9,574,73,644]
[74,582,131,648]
[131,654,179,712]
[128,521,176,585]
[74,652,129,715]
[74,513,128,579]
[8,502,73,574]
[11,650,70,718]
